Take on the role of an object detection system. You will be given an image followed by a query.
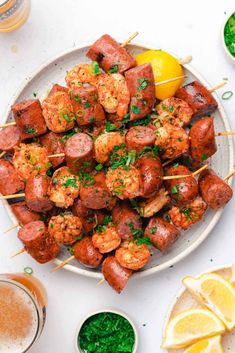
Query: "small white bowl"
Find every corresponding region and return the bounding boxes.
[221,10,235,64]
[75,308,138,353]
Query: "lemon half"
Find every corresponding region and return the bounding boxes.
[135,49,184,100]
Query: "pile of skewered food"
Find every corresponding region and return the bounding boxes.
[0,33,233,293]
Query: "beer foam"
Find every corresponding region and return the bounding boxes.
[0,281,39,353]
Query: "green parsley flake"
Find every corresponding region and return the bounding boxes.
[224,12,235,58]
[79,312,135,353]
[65,178,78,188]
[90,61,101,76]
[131,105,141,114]
[201,153,207,161]
[137,77,149,91]
[171,186,178,194]
[26,127,37,134]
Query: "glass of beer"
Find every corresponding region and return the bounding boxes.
[0,272,47,352]
[0,0,31,33]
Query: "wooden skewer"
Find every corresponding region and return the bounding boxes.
[0,151,6,158]
[162,157,178,167]
[121,32,139,47]
[209,81,227,93]
[0,193,25,200]
[155,75,186,86]
[0,121,16,128]
[163,164,208,180]
[11,247,25,258]
[96,278,105,286]
[223,169,235,181]
[51,255,75,273]
[4,224,19,234]
[48,153,65,158]
[215,131,235,137]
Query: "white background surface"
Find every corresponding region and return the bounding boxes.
[0,1,235,352]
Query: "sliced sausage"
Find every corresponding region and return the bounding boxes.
[102,256,132,293]
[165,165,198,205]
[112,201,142,240]
[189,117,217,163]
[65,133,94,174]
[70,84,105,125]
[135,155,163,198]
[25,175,54,213]
[0,160,24,196]
[11,201,41,226]
[73,237,103,268]
[144,217,180,252]
[18,221,60,263]
[80,171,115,209]
[126,126,156,152]
[11,99,47,140]
[175,80,218,117]
[72,198,106,233]
[40,132,65,168]
[0,125,21,151]
[199,169,233,209]
[86,34,136,74]
[125,64,155,121]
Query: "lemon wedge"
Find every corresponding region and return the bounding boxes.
[183,335,223,353]
[161,308,225,349]
[230,264,235,287]
[183,273,235,330]
[135,50,184,100]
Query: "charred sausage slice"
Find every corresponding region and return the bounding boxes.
[0,160,24,196]
[102,256,132,293]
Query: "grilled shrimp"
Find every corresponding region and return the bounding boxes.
[106,165,140,200]
[115,240,151,270]
[155,97,193,127]
[42,91,75,133]
[48,213,82,245]
[65,64,97,89]
[47,166,80,208]
[168,196,207,230]
[155,122,189,159]
[94,132,125,164]
[13,143,50,180]
[92,225,121,253]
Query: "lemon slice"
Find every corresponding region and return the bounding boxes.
[230,264,235,287]
[183,273,235,330]
[183,335,223,353]
[161,308,225,349]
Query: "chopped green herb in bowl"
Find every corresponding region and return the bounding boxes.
[222,11,235,63]
[75,310,138,353]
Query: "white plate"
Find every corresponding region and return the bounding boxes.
[162,264,235,352]
[3,42,234,279]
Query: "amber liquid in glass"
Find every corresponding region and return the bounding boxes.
[0,273,47,353]
[0,0,30,32]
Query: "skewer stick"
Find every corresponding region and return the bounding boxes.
[0,151,6,158]
[155,75,186,86]
[96,278,105,286]
[51,255,75,272]
[162,164,208,180]
[0,193,25,200]
[178,55,193,65]
[223,169,235,181]
[11,247,25,258]
[215,131,235,137]
[209,81,227,92]
[121,32,139,47]
[162,157,178,167]
[0,121,16,128]
[48,153,65,158]
[4,224,19,234]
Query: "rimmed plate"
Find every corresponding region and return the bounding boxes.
[162,264,235,352]
[2,42,234,279]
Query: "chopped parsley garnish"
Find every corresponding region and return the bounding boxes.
[137,77,149,91]
[131,105,141,114]
[83,161,91,168]
[110,146,136,170]
[105,121,118,132]
[90,61,100,75]
[123,112,130,124]
[89,116,96,122]
[201,153,207,161]
[66,246,74,255]
[26,127,37,134]
[131,114,151,126]
[79,172,96,186]
[108,64,119,74]
[33,92,37,98]
[165,214,171,222]
[136,236,152,245]
[171,185,178,194]
[224,12,235,58]
[96,215,112,233]
[59,110,74,122]
[173,163,179,169]
[60,129,77,142]
[79,312,135,353]
[95,164,103,171]
[52,177,58,185]
[64,178,78,188]
[149,227,158,234]
[180,207,192,220]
